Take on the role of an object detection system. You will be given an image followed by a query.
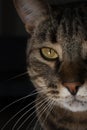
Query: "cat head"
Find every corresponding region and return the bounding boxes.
[14,0,87,112]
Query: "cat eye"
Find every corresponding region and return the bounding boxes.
[40,47,58,60]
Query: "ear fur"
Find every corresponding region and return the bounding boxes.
[13,0,48,33]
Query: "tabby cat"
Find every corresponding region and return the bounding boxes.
[14,0,87,130]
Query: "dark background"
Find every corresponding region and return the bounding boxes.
[0,0,87,129]
[0,1,35,129]
[0,0,32,97]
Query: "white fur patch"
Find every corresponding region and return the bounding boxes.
[54,83,87,112]
[59,100,87,112]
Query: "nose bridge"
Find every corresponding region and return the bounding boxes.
[60,61,82,83]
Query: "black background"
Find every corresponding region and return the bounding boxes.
[0,0,32,97]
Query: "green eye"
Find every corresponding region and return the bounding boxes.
[40,47,58,60]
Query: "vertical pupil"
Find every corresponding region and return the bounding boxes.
[48,49,51,55]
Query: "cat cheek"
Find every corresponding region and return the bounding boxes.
[77,82,87,97]
[32,77,47,91]
[35,78,46,87]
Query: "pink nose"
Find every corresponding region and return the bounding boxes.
[63,82,82,95]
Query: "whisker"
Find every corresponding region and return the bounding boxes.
[25,113,37,130]
[40,100,54,130]
[12,98,47,130]
[0,89,45,113]
[6,71,28,81]
[33,99,52,130]
[15,97,49,130]
[1,90,46,130]
[0,97,41,130]
[26,98,50,130]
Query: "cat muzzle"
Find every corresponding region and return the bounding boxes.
[62,82,83,96]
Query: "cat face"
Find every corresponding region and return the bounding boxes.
[14,0,87,112]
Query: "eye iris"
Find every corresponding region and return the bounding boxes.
[41,48,58,59]
[47,49,55,57]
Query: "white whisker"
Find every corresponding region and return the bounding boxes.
[33,99,52,130]
[40,100,54,130]
[0,89,44,113]
[15,97,49,130]
[7,71,28,81]
[26,98,50,130]
[1,97,41,130]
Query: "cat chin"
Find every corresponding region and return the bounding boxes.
[58,100,87,112]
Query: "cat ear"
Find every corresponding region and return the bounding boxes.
[13,0,48,33]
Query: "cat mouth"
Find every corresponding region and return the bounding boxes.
[67,96,87,104]
[61,97,87,112]
[67,98,85,106]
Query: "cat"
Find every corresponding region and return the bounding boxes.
[13,0,87,130]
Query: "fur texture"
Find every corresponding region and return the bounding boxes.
[14,1,87,130]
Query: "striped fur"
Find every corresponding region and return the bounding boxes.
[14,1,87,130]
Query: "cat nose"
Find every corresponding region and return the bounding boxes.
[63,82,82,96]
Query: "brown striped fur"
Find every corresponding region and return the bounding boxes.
[14,1,87,130]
